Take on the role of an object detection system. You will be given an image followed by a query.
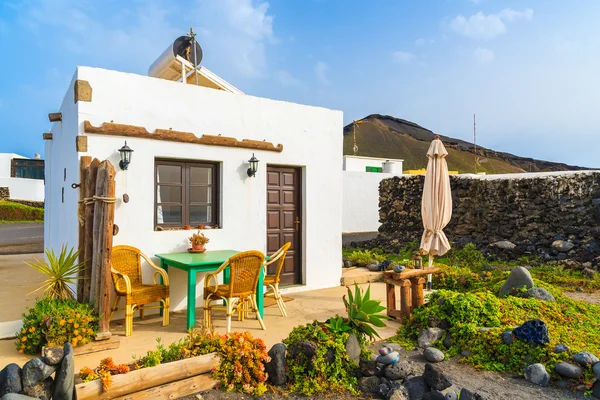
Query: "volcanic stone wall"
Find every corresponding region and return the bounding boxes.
[376,172,600,263]
[0,187,8,200]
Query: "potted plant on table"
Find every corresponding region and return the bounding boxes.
[189,229,209,252]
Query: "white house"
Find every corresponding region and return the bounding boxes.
[0,153,45,202]
[44,64,343,314]
[342,155,403,233]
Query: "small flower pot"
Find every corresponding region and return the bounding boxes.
[191,242,205,252]
[184,225,191,230]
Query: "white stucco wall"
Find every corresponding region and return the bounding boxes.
[343,155,403,173]
[0,153,45,201]
[45,66,343,314]
[342,171,398,233]
[0,177,44,201]
[0,153,26,177]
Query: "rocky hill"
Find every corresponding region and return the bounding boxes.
[343,114,591,173]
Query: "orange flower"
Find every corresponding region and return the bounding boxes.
[74,323,79,328]
[18,349,23,353]
[76,313,81,318]
[71,338,78,346]
[77,335,82,341]
[29,327,35,333]
[21,336,27,342]
[59,319,66,326]
[68,319,74,324]
[81,328,86,333]
[73,330,79,336]
[21,328,26,334]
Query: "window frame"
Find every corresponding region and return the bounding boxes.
[154,159,220,229]
[11,158,45,180]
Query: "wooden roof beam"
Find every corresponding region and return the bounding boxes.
[48,112,62,122]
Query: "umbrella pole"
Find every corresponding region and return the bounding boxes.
[427,256,433,291]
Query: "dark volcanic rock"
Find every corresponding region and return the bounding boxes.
[572,350,599,366]
[360,359,383,377]
[422,390,446,400]
[459,388,485,400]
[423,363,452,391]
[22,358,56,388]
[418,328,444,348]
[53,342,74,400]
[384,361,413,381]
[521,287,556,302]
[403,376,426,400]
[23,377,53,400]
[41,346,64,366]
[265,343,286,386]
[555,361,583,379]
[0,364,22,396]
[358,376,381,394]
[513,319,549,345]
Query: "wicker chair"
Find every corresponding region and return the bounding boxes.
[203,250,266,333]
[110,245,170,336]
[263,242,292,317]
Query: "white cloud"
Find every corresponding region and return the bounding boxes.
[392,51,417,64]
[473,47,495,65]
[415,38,426,46]
[450,8,533,40]
[274,70,300,87]
[314,61,330,85]
[194,0,277,78]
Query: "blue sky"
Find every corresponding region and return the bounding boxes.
[0,0,598,167]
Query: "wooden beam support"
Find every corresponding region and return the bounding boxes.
[43,133,53,140]
[83,159,100,303]
[48,112,62,122]
[75,353,219,400]
[76,135,88,152]
[84,120,283,153]
[399,279,412,319]
[77,156,92,302]
[90,160,116,336]
[74,80,93,103]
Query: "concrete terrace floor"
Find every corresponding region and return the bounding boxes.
[0,253,46,321]
[0,282,401,371]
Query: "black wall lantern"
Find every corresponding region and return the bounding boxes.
[118,141,134,170]
[247,153,259,177]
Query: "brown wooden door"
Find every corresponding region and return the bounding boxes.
[266,166,301,285]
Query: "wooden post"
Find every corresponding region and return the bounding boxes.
[77,157,92,302]
[411,277,425,310]
[399,279,412,319]
[386,281,396,318]
[91,160,116,337]
[83,159,100,303]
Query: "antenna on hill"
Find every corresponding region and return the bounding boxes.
[353,120,360,155]
[473,113,477,174]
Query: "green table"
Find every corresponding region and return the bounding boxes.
[155,250,265,330]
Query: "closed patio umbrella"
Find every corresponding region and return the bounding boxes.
[420,135,452,290]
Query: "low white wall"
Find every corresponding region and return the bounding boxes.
[344,155,403,172]
[342,171,396,233]
[0,177,44,201]
[45,66,343,316]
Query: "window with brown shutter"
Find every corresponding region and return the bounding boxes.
[155,159,220,229]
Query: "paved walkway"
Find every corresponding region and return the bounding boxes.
[0,253,45,322]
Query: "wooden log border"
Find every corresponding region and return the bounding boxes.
[76,352,219,400]
[83,121,284,153]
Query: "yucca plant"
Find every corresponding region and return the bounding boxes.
[27,246,85,300]
[343,283,389,340]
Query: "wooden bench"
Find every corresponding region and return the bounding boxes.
[383,267,440,319]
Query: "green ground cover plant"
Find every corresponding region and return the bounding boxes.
[0,200,43,221]
[393,288,600,386]
[16,297,98,354]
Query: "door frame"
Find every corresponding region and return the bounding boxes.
[265,164,304,286]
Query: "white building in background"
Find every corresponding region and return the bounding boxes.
[0,153,45,202]
[44,59,343,313]
[342,155,403,233]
